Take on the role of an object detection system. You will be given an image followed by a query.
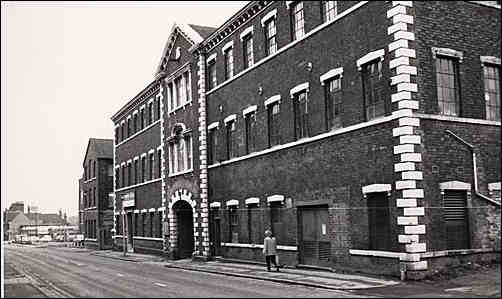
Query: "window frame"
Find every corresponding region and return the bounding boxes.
[157,149,162,179]
[267,102,281,147]
[208,127,218,165]
[325,75,343,130]
[224,47,234,80]
[133,113,138,133]
[140,108,145,130]
[244,112,257,154]
[226,119,237,160]
[141,156,146,183]
[207,61,217,90]
[167,71,192,113]
[264,17,277,56]
[148,102,153,125]
[121,165,125,188]
[482,63,501,121]
[229,207,239,243]
[149,152,154,181]
[127,162,132,186]
[243,34,254,69]
[291,1,305,41]
[134,159,138,185]
[435,56,461,117]
[362,59,386,121]
[168,133,193,175]
[293,90,310,140]
[321,1,337,23]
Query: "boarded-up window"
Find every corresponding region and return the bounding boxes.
[443,190,470,249]
[367,192,391,250]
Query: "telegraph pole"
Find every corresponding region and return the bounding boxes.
[122,208,126,256]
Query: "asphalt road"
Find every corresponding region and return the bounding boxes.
[4,244,355,298]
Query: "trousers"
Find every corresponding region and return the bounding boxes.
[265,255,278,270]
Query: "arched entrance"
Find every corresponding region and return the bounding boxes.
[173,200,194,259]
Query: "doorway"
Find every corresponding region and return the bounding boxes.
[298,205,331,267]
[173,200,194,259]
[126,212,134,252]
[209,208,221,256]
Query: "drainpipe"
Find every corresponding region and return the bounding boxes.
[445,130,499,205]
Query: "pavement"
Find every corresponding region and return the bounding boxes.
[90,249,167,262]
[164,258,401,290]
[89,249,400,290]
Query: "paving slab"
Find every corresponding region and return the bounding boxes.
[163,260,400,290]
[90,250,166,262]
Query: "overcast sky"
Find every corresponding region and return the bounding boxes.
[1,1,247,216]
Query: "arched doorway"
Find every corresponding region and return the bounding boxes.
[173,200,194,259]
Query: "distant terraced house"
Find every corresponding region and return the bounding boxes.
[109,1,500,279]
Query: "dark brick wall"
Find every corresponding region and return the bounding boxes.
[97,158,114,211]
[209,121,400,267]
[414,1,501,117]
[115,181,162,211]
[164,32,193,76]
[206,1,391,161]
[420,119,501,251]
[208,0,362,82]
[115,124,161,164]
[81,144,114,249]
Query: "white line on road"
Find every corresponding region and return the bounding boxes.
[445,287,473,292]
[153,282,167,287]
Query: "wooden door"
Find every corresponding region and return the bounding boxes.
[299,205,331,267]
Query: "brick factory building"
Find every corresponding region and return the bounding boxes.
[79,138,114,249]
[111,23,215,256]
[110,1,501,279]
[111,78,165,254]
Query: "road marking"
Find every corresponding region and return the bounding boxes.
[116,273,124,277]
[445,287,473,292]
[153,282,167,287]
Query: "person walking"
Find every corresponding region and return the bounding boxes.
[263,229,280,272]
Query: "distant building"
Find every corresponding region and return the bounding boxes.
[9,201,25,213]
[3,201,67,240]
[4,211,30,241]
[79,138,114,249]
[67,215,79,226]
